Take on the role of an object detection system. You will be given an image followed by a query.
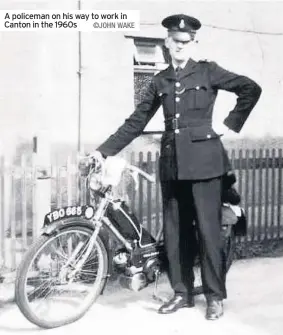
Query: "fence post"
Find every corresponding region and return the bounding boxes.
[0,150,5,267]
[33,133,51,238]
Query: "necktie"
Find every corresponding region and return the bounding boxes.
[175,66,182,76]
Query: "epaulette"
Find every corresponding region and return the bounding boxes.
[198,58,210,63]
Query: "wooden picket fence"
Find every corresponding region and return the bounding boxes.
[1,148,283,270]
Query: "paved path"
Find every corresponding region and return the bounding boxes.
[0,257,283,335]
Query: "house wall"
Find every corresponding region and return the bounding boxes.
[0,0,282,158]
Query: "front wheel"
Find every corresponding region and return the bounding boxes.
[15,226,108,329]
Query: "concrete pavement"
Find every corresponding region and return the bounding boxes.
[0,257,283,335]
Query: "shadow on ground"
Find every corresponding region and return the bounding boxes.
[0,257,282,335]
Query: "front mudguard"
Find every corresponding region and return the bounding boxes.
[43,217,95,236]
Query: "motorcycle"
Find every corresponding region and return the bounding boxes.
[15,153,245,328]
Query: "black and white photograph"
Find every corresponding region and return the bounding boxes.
[0,0,283,334]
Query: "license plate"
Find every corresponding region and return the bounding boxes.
[44,206,95,226]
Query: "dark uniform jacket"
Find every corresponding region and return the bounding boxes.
[97,59,262,181]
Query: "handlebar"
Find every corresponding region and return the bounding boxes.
[79,152,155,187]
[126,164,155,183]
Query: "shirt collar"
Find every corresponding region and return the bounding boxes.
[172,60,189,70]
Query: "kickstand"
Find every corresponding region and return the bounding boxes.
[152,270,167,304]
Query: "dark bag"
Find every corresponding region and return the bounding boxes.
[221,172,241,205]
[106,201,156,245]
[221,171,247,236]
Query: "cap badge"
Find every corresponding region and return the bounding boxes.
[179,19,185,29]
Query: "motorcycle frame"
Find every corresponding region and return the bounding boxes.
[88,187,163,251]
[43,186,163,265]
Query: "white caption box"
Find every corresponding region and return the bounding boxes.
[0,10,140,31]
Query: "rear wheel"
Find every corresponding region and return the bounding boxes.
[15,226,108,329]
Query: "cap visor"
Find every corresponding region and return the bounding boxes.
[168,31,193,42]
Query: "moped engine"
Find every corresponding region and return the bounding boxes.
[112,250,146,291]
[143,257,161,282]
[114,251,162,292]
[113,251,129,267]
[119,270,148,292]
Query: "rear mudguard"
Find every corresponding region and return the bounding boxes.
[42,217,114,277]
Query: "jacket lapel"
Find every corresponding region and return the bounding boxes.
[179,58,198,79]
[161,65,176,80]
[161,58,198,81]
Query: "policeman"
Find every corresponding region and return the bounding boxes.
[96,14,262,320]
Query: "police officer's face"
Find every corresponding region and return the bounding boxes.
[165,31,195,63]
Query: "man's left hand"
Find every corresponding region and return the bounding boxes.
[213,123,230,137]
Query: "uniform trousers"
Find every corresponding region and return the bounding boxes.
[161,177,227,300]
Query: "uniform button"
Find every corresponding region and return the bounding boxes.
[175,97,180,102]
[175,82,181,87]
[196,86,200,90]
[175,113,180,118]
[175,129,180,134]
[207,134,211,139]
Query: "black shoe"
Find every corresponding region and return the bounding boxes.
[158,295,195,314]
[205,299,224,320]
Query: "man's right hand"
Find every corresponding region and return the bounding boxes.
[78,151,104,176]
[90,150,104,162]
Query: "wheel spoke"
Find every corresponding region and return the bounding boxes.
[27,278,54,298]
[16,227,107,328]
[50,245,69,261]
